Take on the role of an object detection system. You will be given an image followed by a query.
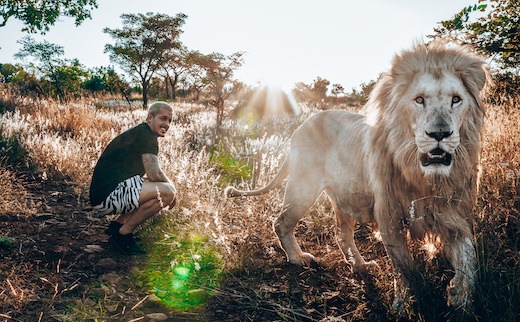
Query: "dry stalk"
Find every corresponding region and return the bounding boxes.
[128,317,144,322]
[130,294,149,311]
[6,278,17,297]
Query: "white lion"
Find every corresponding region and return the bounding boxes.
[225,41,488,312]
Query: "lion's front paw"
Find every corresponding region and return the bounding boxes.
[392,296,405,315]
[289,252,316,266]
[392,293,415,316]
[447,280,473,309]
[390,281,414,316]
[352,260,379,274]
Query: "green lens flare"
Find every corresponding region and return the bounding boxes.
[171,279,184,290]
[173,266,190,279]
[142,231,223,310]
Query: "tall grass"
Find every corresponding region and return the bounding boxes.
[0,97,518,320]
[474,97,520,321]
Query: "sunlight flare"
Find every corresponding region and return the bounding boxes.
[237,84,301,129]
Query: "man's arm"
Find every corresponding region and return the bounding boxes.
[142,153,176,208]
[142,153,171,183]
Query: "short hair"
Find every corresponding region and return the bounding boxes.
[148,102,173,116]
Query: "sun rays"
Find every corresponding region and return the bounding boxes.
[236,85,301,131]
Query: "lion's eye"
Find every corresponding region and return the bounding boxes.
[452,96,462,105]
[414,97,425,105]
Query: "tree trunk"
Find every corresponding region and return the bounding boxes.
[170,73,179,100]
[164,75,170,99]
[142,81,149,109]
[216,98,225,126]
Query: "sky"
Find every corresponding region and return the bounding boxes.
[0,0,474,91]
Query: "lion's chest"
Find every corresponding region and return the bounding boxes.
[402,194,465,239]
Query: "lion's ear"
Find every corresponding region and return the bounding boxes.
[472,63,488,92]
[458,55,489,94]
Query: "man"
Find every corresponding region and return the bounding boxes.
[89,102,177,255]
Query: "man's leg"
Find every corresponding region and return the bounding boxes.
[117,181,176,235]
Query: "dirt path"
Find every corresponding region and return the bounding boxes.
[0,175,205,321]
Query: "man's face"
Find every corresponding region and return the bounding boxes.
[147,107,173,137]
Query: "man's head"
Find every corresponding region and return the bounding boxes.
[146,102,173,137]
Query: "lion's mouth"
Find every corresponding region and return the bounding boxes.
[420,148,452,166]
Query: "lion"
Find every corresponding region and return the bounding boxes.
[224,41,488,312]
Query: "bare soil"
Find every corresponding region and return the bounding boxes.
[0,173,204,321]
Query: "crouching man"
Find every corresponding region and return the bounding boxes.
[89,102,177,255]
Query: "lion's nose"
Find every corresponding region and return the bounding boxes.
[426,131,453,141]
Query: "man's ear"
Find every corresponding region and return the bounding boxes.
[146,114,152,122]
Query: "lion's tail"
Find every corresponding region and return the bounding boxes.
[224,156,290,198]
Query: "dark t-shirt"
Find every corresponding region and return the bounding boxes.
[89,123,159,206]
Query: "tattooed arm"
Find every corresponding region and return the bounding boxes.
[142,153,171,183]
[142,153,176,208]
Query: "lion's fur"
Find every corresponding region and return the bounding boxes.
[225,41,489,310]
[366,41,487,242]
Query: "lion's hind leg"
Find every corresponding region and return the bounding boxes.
[274,177,323,266]
[333,202,378,274]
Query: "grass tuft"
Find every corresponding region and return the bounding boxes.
[0,236,15,249]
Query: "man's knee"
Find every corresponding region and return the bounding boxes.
[159,183,176,205]
[141,181,176,207]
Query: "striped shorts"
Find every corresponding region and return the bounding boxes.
[94,175,144,215]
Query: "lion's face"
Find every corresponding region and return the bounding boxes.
[408,72,470,176]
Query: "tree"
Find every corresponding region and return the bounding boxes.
[14,36,87,101]
[52,59,87,100]
[0,63,20,82]
[331,83,345,97]
[203,51,245,126]
[0,0,98,33]
[183,50,212,101]
[82,66,131,102]
[104,12,187,108]
[431,0,519,95]
[311,77,330,103]
[14,36,65,75]
[291,77,330,108]
[83,67,109,93]
[0,63,41,97]
[104,67,132,103]
[161,44,189,100]
[292,82,312,104]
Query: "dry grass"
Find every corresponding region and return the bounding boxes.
[0,95,518,321]
[472,98,520,321]
[0,165,35,216]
